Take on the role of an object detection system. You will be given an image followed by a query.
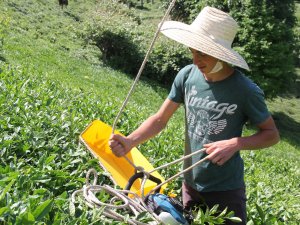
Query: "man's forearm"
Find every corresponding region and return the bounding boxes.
[128,114,167,148]
[235,128,280,150]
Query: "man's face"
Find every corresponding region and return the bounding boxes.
[189,48,219,74]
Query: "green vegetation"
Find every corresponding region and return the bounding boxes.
[0,0,299,224]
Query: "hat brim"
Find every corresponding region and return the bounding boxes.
[160,21,249,70]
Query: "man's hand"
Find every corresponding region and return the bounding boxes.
[204,138,240,166]
[109,134,133,157]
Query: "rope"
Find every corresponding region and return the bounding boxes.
[72,1,179,223]
[71,169,161,225]
[110,0,177,180]
[71,148,208,224]
[150,150,208,194]
[138,148,207,197]
[111,0,176,134]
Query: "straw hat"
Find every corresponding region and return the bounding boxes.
[160,6,249,70]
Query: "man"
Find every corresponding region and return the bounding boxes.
[109,6,279,224]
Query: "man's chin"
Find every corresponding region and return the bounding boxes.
[197,66,206,74]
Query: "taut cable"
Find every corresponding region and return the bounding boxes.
[110,0,177,169]
[111,0,176,134]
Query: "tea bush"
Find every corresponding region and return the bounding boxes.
[81,0,191,87]
[84,21,144,75]
[0,63,241,224]
[147,39,191,85]
[82,3,144,74]
[1,0,299,224]
[0,64,114,224]
[1,62,299,225]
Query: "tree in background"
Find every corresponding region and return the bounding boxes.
[163,0,299,98]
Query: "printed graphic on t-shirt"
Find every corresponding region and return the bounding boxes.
[186,85,237,141]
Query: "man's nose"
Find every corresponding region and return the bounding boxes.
[193,52,203,63]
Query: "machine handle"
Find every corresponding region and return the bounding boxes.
[125,172,162,194]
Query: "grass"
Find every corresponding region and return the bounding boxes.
[0,0,300,224]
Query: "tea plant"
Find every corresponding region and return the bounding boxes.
[0,64,238,224]
[0,65,113,224]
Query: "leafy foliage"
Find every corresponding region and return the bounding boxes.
[243,146,300,224]
[231,0,298,98]
[0,63,239,225]
[192,205,242,224]
[1,63,299,224]
[82,6,144,75]
[0,64,112,224]
[81,0,190,87]
[147,39,191,85]
[0,0,299,224]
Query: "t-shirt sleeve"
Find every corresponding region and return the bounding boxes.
[244,85,270,125]
[168,65,192,104]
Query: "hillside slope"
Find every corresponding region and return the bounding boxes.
[0,0,299,224]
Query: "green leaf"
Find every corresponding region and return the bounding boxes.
[246,220,255,225]
[218,207,227,217]
[45,154,57,164]
[19,212,35,225]
[0,207,9,216]
[209,204,219,214]
[0,179,15,201]
[255,203,265,221]
[136,211,148,220]
[32,199,54,221]
[228,216,242,223]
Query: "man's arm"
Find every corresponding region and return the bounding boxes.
[109,99,180,157]
[204,116,280,165]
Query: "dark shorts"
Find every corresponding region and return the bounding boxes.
[182,182,247,225]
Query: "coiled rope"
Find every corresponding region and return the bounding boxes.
[71,168,160,225]
[71,148,208,224]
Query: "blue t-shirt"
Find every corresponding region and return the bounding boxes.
[168,64,270,192]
